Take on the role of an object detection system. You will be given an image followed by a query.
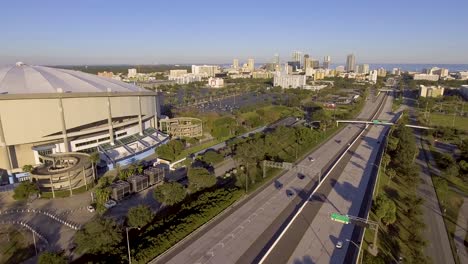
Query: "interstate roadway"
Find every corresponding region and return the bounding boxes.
[153,92,387,264]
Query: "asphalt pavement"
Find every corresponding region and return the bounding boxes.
[258,93,393,264]
[153,93,385,264]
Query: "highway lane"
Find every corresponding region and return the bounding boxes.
[259,93,394,264]
[154,92,385,264]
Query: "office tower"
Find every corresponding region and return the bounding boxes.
[357,64,369,74]
[346,54,356,72]
[368,70,378,83]
[233,59,239,69]
[247,58,255,72]
[377,68,387,77]
[323,56,331,69]
[303,54,310,70]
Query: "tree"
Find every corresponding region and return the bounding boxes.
[22,164,33,173]
[95,187,111,214]
[38,251,67,264]
[386,168,397,183]
[13,181,39,200]
[74,218,122,255]
[89,152,100,180]
[187,167,216,192]
[127,205,153,228]
[374,194,397,225]
[381,154,391,170]
[156,140,185,161]
[153,182,186,205]
[201,150,224,165]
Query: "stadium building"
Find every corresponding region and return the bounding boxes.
[0,63,168,183]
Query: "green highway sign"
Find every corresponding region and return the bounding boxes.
[372,120,381,124]
[330,213,350,224]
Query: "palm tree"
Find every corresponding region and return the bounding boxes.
[90,152,100,181]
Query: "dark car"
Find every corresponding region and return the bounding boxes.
[286,189,294,197]
[274,180,283,189]
[297,173,305,180]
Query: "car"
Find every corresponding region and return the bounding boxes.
[86,205,95,212]
[336,241,343,249]
[297,173,305,180]
[309,157,315,162]
[104,199,117,209]
[286,189,294,197]
[275,181,283,189]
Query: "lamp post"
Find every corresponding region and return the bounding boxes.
[345,239,362,264]
[126,226,140,264]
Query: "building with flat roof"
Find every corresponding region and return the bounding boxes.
[414,73,440,81]
[169,69,188,78]
[0,63,167,179]
[419,85,445,98]
[128,68,137,78]
[273,72,306,89]
[191,65,219,77]
[208,77,224,88]
[346,54,356,72]
[457,71,468,80]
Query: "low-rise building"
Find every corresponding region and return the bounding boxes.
[128,68,137,78]
[419,85,445,98]
[192,65,219,77]
[252,71,274,79]
[98,71,114,78]
[414,73,439,81]
[169,74,202,84]
[456,71,468,80]
[208,77,224,88]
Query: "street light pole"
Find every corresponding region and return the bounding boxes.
[345,239,362,264]
[126,227,132,264]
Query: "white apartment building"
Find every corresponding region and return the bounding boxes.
[419,85,444,98]
[414,73,440,81]
[169,74,202,84]
[274,72,306,89]
[191,65,219,77]
[207,77,224,88]
[368,70,378,83]
[128,68,137,78]
[247,59,255,72]
[169,69,188,78]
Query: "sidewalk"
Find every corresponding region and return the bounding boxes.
[454,197,468,263]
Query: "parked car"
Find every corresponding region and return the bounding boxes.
[104,199,117,209]
[286,189,294,197]
[309,157,315,162]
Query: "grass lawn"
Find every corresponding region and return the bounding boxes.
[426,144,468,264]
[429,113,468,130]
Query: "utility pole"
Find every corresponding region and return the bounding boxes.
[32,230,37,256]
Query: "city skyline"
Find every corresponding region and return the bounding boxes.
[1,0,468,65]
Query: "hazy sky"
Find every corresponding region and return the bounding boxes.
[1,0,467,65]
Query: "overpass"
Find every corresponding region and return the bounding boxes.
[336,119,433,130]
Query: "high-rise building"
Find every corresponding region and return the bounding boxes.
[323,56,331,69]
[233,59,239,69]
[247,58,255,72]
[357,64,369,74]
[345,54,356,72]
[287,61,301,72]
[292,51,302,66]
[311,59,320,69]
[303,54,310,71]
[191,65,219,77]
[377,68,387,77]
[368,70,378,83]
[128,68,137,78]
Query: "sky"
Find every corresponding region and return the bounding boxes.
[1,0,468,65]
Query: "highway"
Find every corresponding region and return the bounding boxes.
[152,91,387,264]
[258,93,394,264]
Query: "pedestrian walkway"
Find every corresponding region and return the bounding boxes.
[454,197,468,263]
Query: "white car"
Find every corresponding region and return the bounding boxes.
[309,157,315,162]
[104,199,117,209]
[336,241,343,249]
[87,205,95,212]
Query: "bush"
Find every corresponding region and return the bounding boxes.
[38,252,67,264]
[201,150,224,165]
[153,182,186,206]
[13,181,39,201]
[134,187,242,263]
[127,205,154,228]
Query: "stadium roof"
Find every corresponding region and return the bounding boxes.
[0,63,142,95]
